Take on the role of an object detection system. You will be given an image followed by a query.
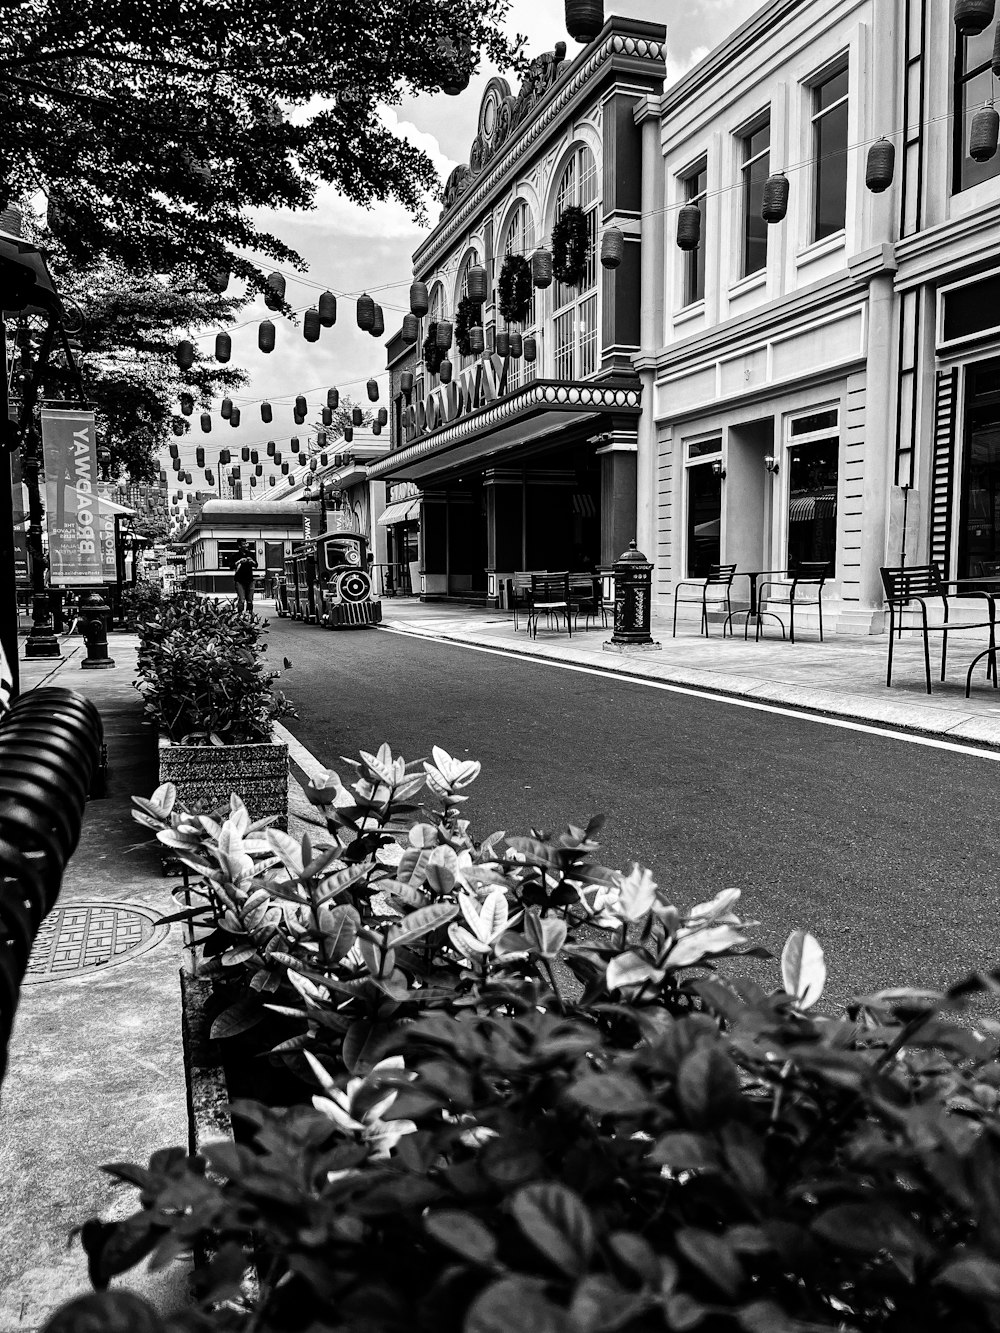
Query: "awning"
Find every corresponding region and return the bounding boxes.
[789,493,837,522]
[378,498,420,526]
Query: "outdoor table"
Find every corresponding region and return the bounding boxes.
[948,576,1000,697]
[722,570,788,640]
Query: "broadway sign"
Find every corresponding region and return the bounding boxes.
[41,407,105,585]
[404,352,509,442]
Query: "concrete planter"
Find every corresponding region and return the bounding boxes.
[158,735,288,828]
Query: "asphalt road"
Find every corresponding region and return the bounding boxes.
[269,615,1000,1007]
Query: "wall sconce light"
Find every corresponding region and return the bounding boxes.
[711,459,726,480]
[764,454,779,475]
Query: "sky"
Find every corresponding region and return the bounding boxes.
[166,0,761,518]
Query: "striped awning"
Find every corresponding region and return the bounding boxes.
[378,498,420,526]
[572,493,597,517]
[789,493,837,522]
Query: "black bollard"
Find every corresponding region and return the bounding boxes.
[80,592,116,669]
[604,539,661,653]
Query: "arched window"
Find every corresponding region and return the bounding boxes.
[552,145,599,380]
[456,249,482,371]
[501,200,538,391]
[423,281,447,384]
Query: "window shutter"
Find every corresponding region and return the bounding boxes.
[930,367,959,577]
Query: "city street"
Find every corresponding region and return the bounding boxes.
[271,615,1000,1008]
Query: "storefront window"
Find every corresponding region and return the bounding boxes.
[786,413,838,569]
[959,358,1000,578]
[681,159,707,307]
[552,146,599,380]
[503,200,538,390]
[954,26,1000,193]
[811,63,849,241]
[685,439,722,577]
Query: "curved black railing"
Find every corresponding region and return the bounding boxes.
[0,688,103,1082]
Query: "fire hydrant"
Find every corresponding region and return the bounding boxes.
[80,592,116,670]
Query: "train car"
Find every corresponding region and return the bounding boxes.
[274,572,290,617]
[316,531,382,628]
[284,555,302,619]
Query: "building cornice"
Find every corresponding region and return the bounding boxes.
[894,202,1000,292]
[412,21,665,275]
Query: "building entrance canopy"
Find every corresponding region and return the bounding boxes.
[378,498,421,525]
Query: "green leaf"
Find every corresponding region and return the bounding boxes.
[209,995,264,1040]
[675,1227,744,1298]
[424,1210,498,1266]
[466,1276,568,1333]
[812,1203,931,1259]
[388,901,459,948]
[676,1045,741,1126]
[935,1252,1000,1302]
[650,1132,719,1172]
[569,1072,653,1116]
[510,1182,595,1277]
[317,903,360,961]
[780,929,826,1008]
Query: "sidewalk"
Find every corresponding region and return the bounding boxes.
[377,598,1000,751]
[0,633,189,1329]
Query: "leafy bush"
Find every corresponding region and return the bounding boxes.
[134,590,295,744]
[57,747,1000,1331]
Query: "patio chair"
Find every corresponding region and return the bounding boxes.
[508,572,537,631]
[880,563,998,694]
[527,572,572,639]
[569,573,607,630]
[672,563,737,637]
[755,562,833,644]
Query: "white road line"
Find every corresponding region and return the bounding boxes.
[377,625,1000,763]
[274,720,328,780]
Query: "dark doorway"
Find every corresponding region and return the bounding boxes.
[959,357,1000,579]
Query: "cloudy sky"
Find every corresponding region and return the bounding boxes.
[168,0,760,511]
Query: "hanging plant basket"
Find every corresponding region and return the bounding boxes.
[552,205,589,285]
[455,295,483,357]
[423,321,445,376]
[498,254,532,323]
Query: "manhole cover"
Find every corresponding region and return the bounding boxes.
[23,901,169,983]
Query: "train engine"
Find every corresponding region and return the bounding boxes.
[317,532,382,628]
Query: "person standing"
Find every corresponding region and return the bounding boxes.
[233,540,257,615]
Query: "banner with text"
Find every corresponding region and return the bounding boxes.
[41,407,103,585]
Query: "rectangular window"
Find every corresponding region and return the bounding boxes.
[786,410,839,571]
[955,26,1000,192]
[554,310,574,380]
[740,118,770,277]
[579,294,598,378]
[685,440,722,577]
[811,63,849,241]
[682,160,707,306]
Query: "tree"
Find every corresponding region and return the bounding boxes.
[0,0,522,289]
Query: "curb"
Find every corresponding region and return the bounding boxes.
[377,620,1000,756]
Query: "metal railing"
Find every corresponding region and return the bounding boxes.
[0,687,103,1083]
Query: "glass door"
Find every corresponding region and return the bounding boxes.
[959,358,1000,579]
[685,440,722,577]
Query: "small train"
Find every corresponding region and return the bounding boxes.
[275,532,382,629]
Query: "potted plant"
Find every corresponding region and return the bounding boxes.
[134,590,295,825]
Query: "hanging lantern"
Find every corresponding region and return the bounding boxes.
[176,339,195,370]
[356,292,375,331]
[436,319,453,350]
[171,456,181,471]
[304,308,321,342]
[496,330,510,356]
[241,447,250,462]
[168,443,179,459]
[400,371,414,400]
[251,449,259,463]
[601,226,625,269]
[215,331,231,363]
[373,421,382,436]
[322,406,333,427]
[676,203,702,251]
[184,473,192,484]
[344,426,354,443]
[993,20,1000,74]
[219,449,231,464]
[196,447,205,468]
[971,102,1000,160]
[761,172,789,223]
[532,248,553,288]
[260,400,272,423]
[264,271,286,311]
[282,462,289,474]
[255,463,263,476]
[402,313,420,344]
[377,407,388,426]
[371,304,385,337]
[309,457,318,472]
[467,264,488,303]
[298,452,306,465]
[230,407,241,427]
[318,290,337,327]
[200,413,212,433]
[524,335,537,363]
[274,450,282,464]
[221,398,233,419]
[291,436,300,451]
[439,358,453,384]
[327,387,339,410]
[295,394,307,416]
[258,320,276,354]
[409,281,429,316]
[565,0,604,41]
[206,469,215,485]
[270,477,276,487]
[315,430,326,448]
[865,138,896,193]
[955,0,995,34]
[179,392,194,415]
[294,410,305,426]
[510,332,523,359]
[367,377,379,402]
[321,452,329,466]
[469,326,485,355]
[352,406,363,426]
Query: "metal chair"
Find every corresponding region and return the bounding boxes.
[569,574,607,630]
[672,563,737,637]
[755,562,833,643]
[880,563,997,694]
[527,572,572,639]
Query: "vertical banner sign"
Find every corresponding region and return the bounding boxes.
[96,484,119,580]
[9,425,28,583]
[41,408,103,584]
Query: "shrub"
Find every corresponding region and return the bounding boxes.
[134,590,295,744]
[59,747,1000,1330]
